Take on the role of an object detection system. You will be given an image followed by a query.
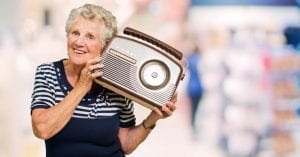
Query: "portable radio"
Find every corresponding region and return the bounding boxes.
[95,27,185,109]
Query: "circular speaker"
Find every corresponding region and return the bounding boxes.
[140,60,170,90]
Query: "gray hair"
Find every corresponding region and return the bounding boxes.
[65,4,117,47]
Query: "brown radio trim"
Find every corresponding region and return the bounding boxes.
[123,27,183,60]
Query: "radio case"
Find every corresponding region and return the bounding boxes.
[94,27,185,109]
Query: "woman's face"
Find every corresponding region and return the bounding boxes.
[67,16,103,66]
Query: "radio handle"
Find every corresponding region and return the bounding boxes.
[123,27,183,60]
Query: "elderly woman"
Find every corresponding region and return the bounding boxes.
[30,3,177,157]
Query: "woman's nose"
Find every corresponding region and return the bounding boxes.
[74,36,85,45]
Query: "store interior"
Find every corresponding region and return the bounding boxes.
[1,0,300,157]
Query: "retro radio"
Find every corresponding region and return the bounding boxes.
[95,27,185,110]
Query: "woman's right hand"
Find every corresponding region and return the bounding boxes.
[77,56,103,91]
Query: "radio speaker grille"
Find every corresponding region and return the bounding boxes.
[102,53,176,105]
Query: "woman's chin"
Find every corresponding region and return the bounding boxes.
[69,57,88,65]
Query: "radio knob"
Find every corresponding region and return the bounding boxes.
[181,74,185,80]
[151,72,158,78]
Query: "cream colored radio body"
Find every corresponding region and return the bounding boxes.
[95,27,185,109]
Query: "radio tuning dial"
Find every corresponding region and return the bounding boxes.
[140,60,170,90]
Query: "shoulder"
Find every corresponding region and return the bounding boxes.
[36,62,55,71]
[33,61,63,82]
[35,59,63,73]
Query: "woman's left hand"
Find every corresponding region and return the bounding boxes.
[151,92,178,120]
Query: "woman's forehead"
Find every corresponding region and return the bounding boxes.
[71,17,103,30]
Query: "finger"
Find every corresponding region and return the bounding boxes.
[152,107,163,117]
[86,56,102,66]
[88,63,103,72]
[90,71,103,78]
[161,104,172,116]
[91,56,102,65]
[166,101,176,112]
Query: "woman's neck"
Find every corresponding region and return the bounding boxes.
[63,59,84,87]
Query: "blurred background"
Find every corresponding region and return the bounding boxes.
[1,0,300,157]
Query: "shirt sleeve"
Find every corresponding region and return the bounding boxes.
[31,64,55,113]
[119,98,136,128]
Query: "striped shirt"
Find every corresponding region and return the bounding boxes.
[31,59,136,127]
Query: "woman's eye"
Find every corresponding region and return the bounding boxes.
[71,31,79,36]
[87,34,95,40]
